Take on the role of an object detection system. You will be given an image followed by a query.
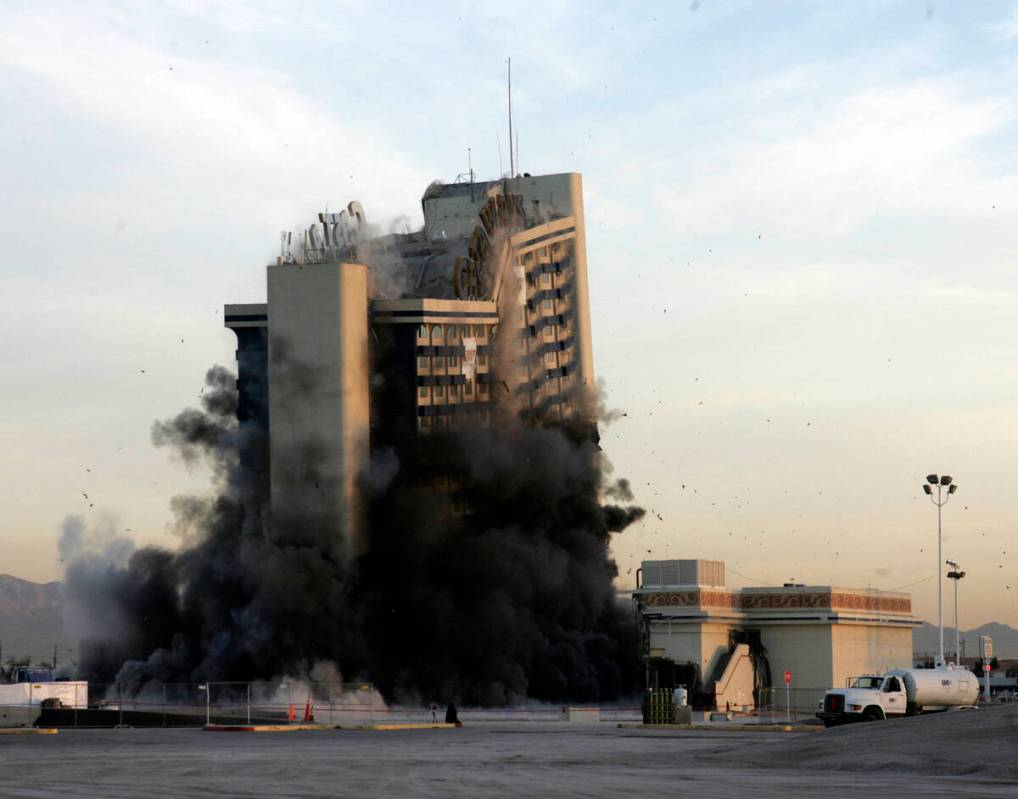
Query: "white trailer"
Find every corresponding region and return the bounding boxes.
[0,681,89,711]
[817,666,978,726]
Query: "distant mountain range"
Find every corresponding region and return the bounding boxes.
[0,574,68,665]
[1,573,1016,666]
[912,620,1018,660]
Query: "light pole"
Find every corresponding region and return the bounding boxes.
[946,560,965,665]
[198,684,210,727]
[923,474,957,667]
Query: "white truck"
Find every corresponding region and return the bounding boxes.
[817,666,979,727]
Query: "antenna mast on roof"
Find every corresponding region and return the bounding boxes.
[507,57,514,178]
[468,146,475,201]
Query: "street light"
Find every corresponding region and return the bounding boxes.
[922,473,958,667]
[946,560,965,664]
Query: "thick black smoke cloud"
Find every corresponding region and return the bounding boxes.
[65,364,644,704]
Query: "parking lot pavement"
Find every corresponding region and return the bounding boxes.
[0,721,1014,798]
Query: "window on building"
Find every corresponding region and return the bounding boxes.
[435,384,445,398]
[545,352,556,367]
[432,325,443,344]
[542,299,553,313]
[478,354,488,367]
[419,386,429,399]
[449,355,458,368]
[544,325,555,339]
[474,325,484,338]
[540,272,551,288]
[418,355,429,370]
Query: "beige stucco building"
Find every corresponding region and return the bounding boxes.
[635,560,917,711]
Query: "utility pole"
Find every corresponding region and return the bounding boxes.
[946,560,965,664]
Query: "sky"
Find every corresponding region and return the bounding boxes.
[1,0,1017,629]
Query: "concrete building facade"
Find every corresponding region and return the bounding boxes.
[266,261,370,555]
[224,172,597,548]
[635,559,917,711]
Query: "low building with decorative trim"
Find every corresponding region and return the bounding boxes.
[634,559,917,712]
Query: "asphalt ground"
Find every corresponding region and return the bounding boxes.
[1,712,1015,798]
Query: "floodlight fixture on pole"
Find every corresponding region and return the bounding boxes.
[946,561,966,665]
[922,473,958,667]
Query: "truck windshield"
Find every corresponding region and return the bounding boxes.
[852,676,883,689]
[15,668,54,683]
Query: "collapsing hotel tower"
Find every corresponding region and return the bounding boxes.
[224,173,596,553]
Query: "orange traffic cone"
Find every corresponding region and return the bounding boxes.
[303,700,314,722]
[287,703,295,723]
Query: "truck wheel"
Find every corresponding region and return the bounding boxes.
[862,707,883,722]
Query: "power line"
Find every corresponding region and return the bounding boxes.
[726,565,772,586]
[888,573,936,592]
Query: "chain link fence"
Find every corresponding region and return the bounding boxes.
[2,681,643,727]
[2,681,384,727]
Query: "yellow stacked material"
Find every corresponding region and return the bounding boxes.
[0,728,58,735]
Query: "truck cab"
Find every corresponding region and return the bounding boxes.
[11,667,54,684]
[817,674,907,727]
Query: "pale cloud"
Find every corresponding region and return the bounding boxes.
[985,6,1018,39]
[0,6,429,235]
[653,81,1013,239]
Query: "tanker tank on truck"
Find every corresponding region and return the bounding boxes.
[817,666,979,727]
